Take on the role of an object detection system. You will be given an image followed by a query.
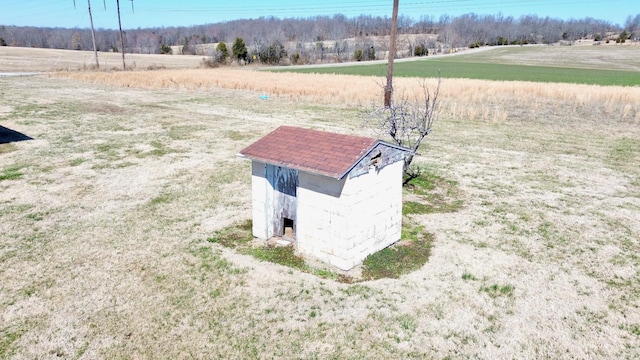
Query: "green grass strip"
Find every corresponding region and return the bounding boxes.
[274,59,640,86]
[0,165,24,182]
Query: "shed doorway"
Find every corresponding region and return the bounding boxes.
[266,164,298,238]
[283,217,295,239]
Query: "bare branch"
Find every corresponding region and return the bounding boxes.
[364,76,442,180]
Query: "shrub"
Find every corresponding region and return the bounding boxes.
[366,46,375,60]
[181,37,194,55]
[160,44,172,54]
[146,64,166,71]
[200,58,219,68]
[354,49,363,61]
[290,52,302,64]
[216,42,229,63]
[414,44,428,56]
[259,41,287,65]
[617,30,629,43]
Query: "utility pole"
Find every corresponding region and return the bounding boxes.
[384,0,399,108]
[87,0,99,69]
[117,0,126,70]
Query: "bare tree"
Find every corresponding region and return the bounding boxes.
[366,77,441,182]
[1,12,628,55]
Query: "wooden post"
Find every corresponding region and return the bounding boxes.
[117,0,126,70]
[87,0,99,69]
[384,0,399,108]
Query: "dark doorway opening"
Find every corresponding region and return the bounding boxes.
[283,217,295,239]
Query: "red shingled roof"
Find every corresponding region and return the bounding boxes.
[239,126,378,179]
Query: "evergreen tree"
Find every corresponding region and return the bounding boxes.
[216,42,229,63]
[232,37,247,64]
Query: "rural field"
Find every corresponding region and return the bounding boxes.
[280,44,640,86]
[1,45,640,358]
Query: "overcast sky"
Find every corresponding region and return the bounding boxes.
[1,0,636,30]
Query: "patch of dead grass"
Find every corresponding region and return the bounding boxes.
[53,67,640,127]
[0,143,18,154]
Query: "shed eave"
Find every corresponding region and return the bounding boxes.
[239,140,411,180]
[238,152,344,179]
[338,140,411,179]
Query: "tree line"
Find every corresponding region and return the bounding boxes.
[1,12,638,64]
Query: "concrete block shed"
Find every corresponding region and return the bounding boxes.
[238,126,410,270]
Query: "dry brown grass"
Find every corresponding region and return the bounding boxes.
[55,67,640,125]
[1,48,640,359]
[0,47,202,72]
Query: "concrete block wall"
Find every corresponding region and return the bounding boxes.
[297,160,404,270]
[250,158,404,270]
[296,175,350,266]
[251,161,273,240]
[342,160,403,266]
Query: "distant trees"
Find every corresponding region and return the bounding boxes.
[181,37,192,55]
[259,41,286,65]
[616,30,629,43]
[353,47,376,61]
[626,14,640,40]
[315,41,325,62]
[366,46,376,60]
[71,32,82,50]
[0,11,636,63]
[202,41,230,67]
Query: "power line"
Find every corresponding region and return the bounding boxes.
[135,0,609,16]
[1,0,624,29]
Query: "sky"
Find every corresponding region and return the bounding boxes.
[0,0,636,30]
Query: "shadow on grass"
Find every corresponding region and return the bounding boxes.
[0,126,33,145]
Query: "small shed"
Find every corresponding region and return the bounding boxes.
[238,126,410,270]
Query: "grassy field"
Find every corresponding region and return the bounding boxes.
[283,60,640,86]
[0,46,202,72]
[276,45,640,86]
[1,46,640,358]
